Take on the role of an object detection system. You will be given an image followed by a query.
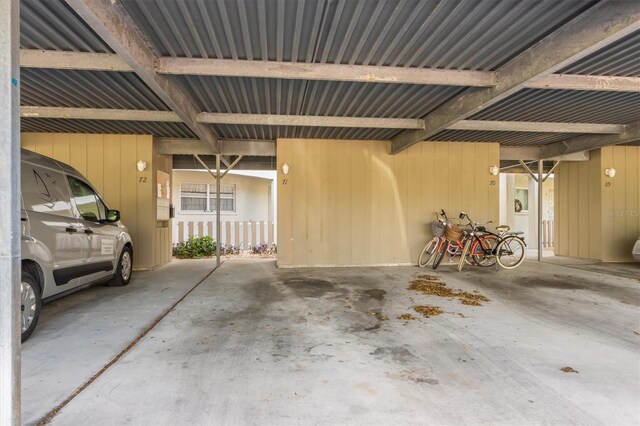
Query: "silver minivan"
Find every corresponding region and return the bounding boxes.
[21,149,133,341]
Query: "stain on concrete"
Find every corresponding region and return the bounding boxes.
[513,276,640,306]
[364,289,386,301]
[386,370,439,385]
[413,377,439,385]
[355,382,377,395]
[281,278,346,298]
[370,346,416,363]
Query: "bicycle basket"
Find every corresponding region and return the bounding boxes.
[445,224,464,241]
[431,221,446,237]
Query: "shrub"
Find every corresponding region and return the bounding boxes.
[173,236,217,259]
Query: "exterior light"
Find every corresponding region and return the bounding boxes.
[605,168,616,178]
[136,160,147,172]
[489,165,499,176]
[281,163,290,175]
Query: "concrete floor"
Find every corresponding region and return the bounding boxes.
[541,256,640,280]
[21,260,217,425]
[23,258,639,425]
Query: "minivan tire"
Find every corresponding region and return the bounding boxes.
[108,246,133,287]
[21,270,42,342]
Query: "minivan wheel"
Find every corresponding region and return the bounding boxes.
[21,270,42,342]
[108,246,133,287]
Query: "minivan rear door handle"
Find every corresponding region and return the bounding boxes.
[84,228,94,234]
[65,226,78,233]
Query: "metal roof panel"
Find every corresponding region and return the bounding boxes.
[210,123,398,141]
[470,89,640,125]
[21,118,195,138]
[20,0,113,52]
[119,0,597,70]
[21,68,170,111]
[431,129,583,146]
[172,75,463,118]
[561,30,640,77]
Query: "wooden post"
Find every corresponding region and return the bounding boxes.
[243,221,249,251]
[177,221,184,243]
[268,221,274,245]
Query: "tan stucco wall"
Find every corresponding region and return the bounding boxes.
[555,146,640,262]
[277,139,500,267]
[21,132,172,270]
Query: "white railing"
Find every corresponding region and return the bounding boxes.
[174,220,275,250]
[542,219,554,248]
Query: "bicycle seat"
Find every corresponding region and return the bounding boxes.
[496,225,510,232]
[477,226,486,232]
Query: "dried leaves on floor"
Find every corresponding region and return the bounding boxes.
[408,274,490,306]
[397,313,416,321]
[414,305,443,318]
[561,366,579,373]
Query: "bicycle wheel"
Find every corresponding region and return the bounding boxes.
[418,237,439,268]
[471,234,499,267]
[457,238,472,271]
[496,236,526,269]
[432,240,449,270]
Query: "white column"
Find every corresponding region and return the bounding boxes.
[0,0,21,424]
[538,160,544,261]
[215,155,221,267]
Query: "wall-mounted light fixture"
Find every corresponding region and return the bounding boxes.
[281,162,290,175]
[136,160,147,172]
[605,168,616,178]
[489,165,499,176]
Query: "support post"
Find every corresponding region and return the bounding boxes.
[538,160,544,262]
[0,0,21,424]
[216,155,221,268]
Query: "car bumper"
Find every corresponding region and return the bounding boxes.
[633,239,640,261]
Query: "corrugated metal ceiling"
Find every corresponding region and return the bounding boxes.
[210,123,399,141]
[20,0,113,52]
[173,75,463,118]
[21,118,195,138]
[21,68,170,111]
[119,0,596,71]
[470,89,640,125]
[561,30,640,77]
[17,0,639,148]
[431,130,584,147]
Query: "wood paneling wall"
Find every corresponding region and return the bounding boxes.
[554,150,602,260]
[554,146,639,262]
[601,146,639,262]
[277,139,500,267]
[21,133,171,270]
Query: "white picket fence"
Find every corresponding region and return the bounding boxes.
[542,219,554,248]
[174,220,275,250]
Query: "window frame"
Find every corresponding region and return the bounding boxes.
[180,182,236,214]
[514,187,529,214]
